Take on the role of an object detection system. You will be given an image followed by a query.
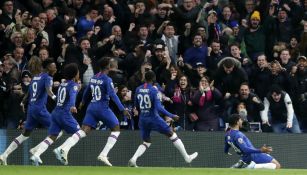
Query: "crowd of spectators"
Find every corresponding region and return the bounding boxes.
[0,0,306,133]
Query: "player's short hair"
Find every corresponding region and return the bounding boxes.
[42,58,55,69]
[63,63,79,80]
[228,114,242,127]
[145,70,156,82]
[98,57,111,71]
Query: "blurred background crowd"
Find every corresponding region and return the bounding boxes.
[0,0,306,133]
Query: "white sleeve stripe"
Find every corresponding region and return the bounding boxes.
[260,97,269,123]
[284,93,294,124]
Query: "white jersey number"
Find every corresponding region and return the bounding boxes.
[91,85,102,101]
[137,94,152,109]
[32,82,38,98]
[57,87,67,106]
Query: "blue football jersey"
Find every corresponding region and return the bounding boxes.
[224,129,262,155]
[54,80,79,111]
[28,73,53,106]
[134,83,174,118]
[82,73,124,111]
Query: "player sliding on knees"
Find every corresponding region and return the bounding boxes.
[53,57,130,166]
[0,57,57,165]
[225,114,281,169]
[128,70,198,167]
[29,63,81,166]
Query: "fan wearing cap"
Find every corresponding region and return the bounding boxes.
[226,21,248,58]
[292,55,307,130]
[149,42,167,69]
[150,43,173,84]
[21,70,32,92]
[239,10,274,61]
[188,62,209,88]
[290,55,307,95]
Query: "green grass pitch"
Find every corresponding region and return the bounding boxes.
[1,166,307,175]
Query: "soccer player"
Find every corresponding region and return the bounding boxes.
[29,63,80,166]
[128,70,198,167]
[0,57,57,165]
[224,114,281,169]
[53,57,130,166]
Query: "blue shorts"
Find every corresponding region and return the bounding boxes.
[139,116,172,140]
[82,106,119,129]
[48,110,80,135]
[242,153,274,164]
[25,106,51,131]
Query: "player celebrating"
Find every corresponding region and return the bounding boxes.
[29,63,80,166]
[225,114,281,169]
[53,57,130,166]
[128,70,198,167]
[0,57,57,165]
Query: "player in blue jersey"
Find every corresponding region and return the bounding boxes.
[128,71,198,167]
[54,57,130,166]
[0,57,57,165]
[225,114,281,169]
[29,63,80,166]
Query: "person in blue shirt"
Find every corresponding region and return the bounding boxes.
[0,57,57,165]
[29,63,80,166]
[128,70,198,167]
[54,57,130,166]
[225,114,281,169]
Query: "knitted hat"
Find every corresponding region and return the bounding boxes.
[250,11,260,21]
[230,20,239,28]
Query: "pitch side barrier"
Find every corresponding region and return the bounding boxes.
[0,130,306,168]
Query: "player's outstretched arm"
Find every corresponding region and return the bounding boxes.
[224,138,231,154]
[153,89,175,118]
[235,136,262,154]
[70,85,79,113]
[260,145,273,153]
[46,86,56,100]
[107,79,125,111]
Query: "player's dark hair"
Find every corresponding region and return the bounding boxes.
[228,114,242,127]
[145,70,156,82]
[63,63,79,80]
[42,58,55,69]
[98,57,111,71]
[270,84,282,94]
